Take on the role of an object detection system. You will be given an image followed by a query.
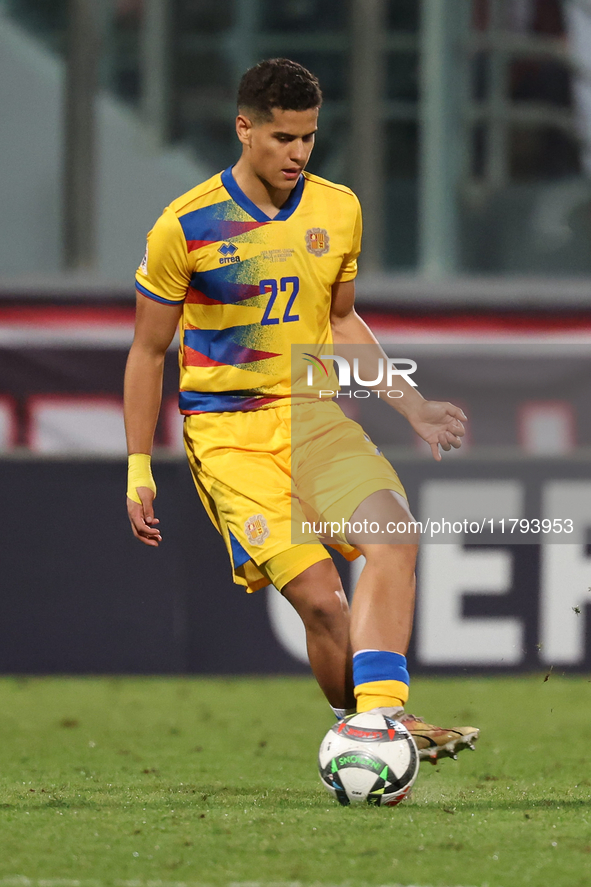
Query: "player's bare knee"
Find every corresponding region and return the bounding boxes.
[304,588,349,633]
[359,541,418,575]
[282,573,348,632]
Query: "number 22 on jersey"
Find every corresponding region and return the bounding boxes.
[260,277,300,325]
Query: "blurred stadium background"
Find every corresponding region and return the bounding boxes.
[1,0,590,676]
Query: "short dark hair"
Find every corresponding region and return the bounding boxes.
[237,58,322,122]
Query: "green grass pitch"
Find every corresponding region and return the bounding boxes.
[0,675,589,887]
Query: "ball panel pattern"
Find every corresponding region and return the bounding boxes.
[318,712,419,807]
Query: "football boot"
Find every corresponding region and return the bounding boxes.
[399,713,479,764]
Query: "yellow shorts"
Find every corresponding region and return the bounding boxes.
[183,399,406,593]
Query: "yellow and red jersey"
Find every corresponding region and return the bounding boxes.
[135,166,361,413]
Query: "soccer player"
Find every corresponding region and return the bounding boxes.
[124,58,479,762]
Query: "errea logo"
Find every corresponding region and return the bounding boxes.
[218,242,241,264]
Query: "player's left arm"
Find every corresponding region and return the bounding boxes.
[330,279,466,461]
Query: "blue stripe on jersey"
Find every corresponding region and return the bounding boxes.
[136,281,182,305]
[352,651,410,688]
[228,530,251,567]
[189,263,261,304]
[179,390,280,413]
[179,202,266,244]
[221,166,305,222]
[184,326,279,366]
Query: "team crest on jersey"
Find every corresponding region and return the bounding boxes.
[245,514,270,546]
[305,228,330,256]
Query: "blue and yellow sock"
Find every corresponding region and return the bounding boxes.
[353,649,410,713]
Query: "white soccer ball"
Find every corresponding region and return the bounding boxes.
[318,711,419,807]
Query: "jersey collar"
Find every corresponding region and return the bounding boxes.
[221,165,305,222]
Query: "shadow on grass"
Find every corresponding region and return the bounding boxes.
[4,783,591,816]
[423,797,591,812]
[3,784,316,812]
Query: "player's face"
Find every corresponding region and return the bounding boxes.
[238,107,319,191]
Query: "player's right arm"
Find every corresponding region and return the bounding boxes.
[125,206,190,546]
[124,295,183,545]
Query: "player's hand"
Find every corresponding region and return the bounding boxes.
[406,401,467,462]
[127,486,162,546]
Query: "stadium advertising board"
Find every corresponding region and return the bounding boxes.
[0,458,590,674]
[0,307,590,673]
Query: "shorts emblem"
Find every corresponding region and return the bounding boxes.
[245,514,270,546]
[305,228,330,256]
